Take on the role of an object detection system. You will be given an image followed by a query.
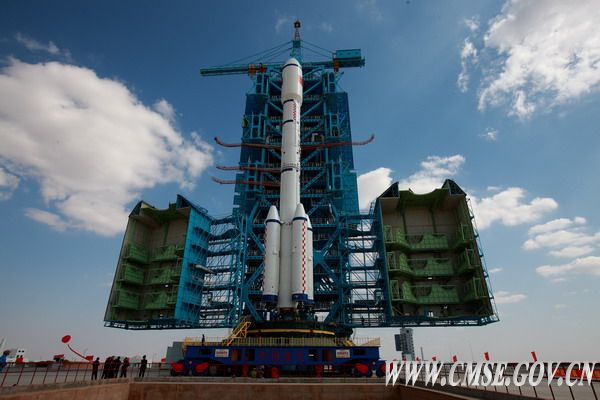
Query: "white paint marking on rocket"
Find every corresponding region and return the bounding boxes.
[291,203,308,301]
[262,57,314,308]
[306,215,314,301]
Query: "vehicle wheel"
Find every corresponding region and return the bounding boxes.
[170,361,187,377]
[191,362,210,376]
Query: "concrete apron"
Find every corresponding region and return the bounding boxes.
[1,378,476,400]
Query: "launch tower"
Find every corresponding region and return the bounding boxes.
[104,21,498,334]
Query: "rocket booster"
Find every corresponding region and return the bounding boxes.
[262,205,280,304]
[262,58,314,309]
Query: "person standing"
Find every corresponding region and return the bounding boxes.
[0,350,10,373]
[113,357,122,379]
[101,356,112,379]
[138,355,147,378]
[91,357,100,380]
[108,356,116,379]
[120,357,130,378]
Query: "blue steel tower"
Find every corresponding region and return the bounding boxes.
[104,21,497,331]
[208,21,378,327]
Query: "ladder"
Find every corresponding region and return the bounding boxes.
[224,316,252,346]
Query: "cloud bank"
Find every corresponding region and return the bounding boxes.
[494,291,526,305]
[0,60,213,236]
[470,188,557,230]
[461,0,600,118]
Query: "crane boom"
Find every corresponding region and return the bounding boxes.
[200,50,364,76]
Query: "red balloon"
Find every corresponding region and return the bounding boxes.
[61,335,71,343]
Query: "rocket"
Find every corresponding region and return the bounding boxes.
[262,58,314,310]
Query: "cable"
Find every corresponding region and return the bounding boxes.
[215,41,291,67]
[261,45,293,63]
[302,46,332,60]
[303,40,334,56]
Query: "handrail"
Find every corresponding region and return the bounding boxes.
[182,336,380,348]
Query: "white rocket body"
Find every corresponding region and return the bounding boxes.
[262,58,314,309]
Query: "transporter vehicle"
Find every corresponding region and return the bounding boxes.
[170,320,386,378]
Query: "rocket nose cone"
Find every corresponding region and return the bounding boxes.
[266,205,280,222]
[293,203,306,218]
[285,57,300,67]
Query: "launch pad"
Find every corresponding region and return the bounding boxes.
[245,320,344,339]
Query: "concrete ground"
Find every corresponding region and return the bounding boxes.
[0,378,471,400]
[0,364,168,387]
[1,368,598,399]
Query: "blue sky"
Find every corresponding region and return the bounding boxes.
[1,0,599,362]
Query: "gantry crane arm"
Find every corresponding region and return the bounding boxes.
[200,20,364,76]
[200,56,365,77]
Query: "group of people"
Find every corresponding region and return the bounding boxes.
[91,355,147,380]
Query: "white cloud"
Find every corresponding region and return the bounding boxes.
[15,33,60,55]
[524,230,596,251]
[549,246,595,258]
[528,216,600,280]
[457,72,468,92]
[357,167,392,210]
[528,217,587,235]
[479,129,498,141]
[275,16,291,33]
[356,0,383,22]
[554,303,567,310]
[509,90,535,119]
[460,41,478,67]
[24,208,68,232]
[14,33,71,61]
[319,22,334,33]
[488,267,503,274]
[494,291,526,304]
[523,217,600,256]
[536,256,600,278]
[153,99,176,122]
[0,167,20,200]
[0,59,213,236]
[398,155,465,194]
[457,39,478,92]
[464,16,480,33]
[476,0,600,118]
[471,187,557,230]
[567,288,590,295]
